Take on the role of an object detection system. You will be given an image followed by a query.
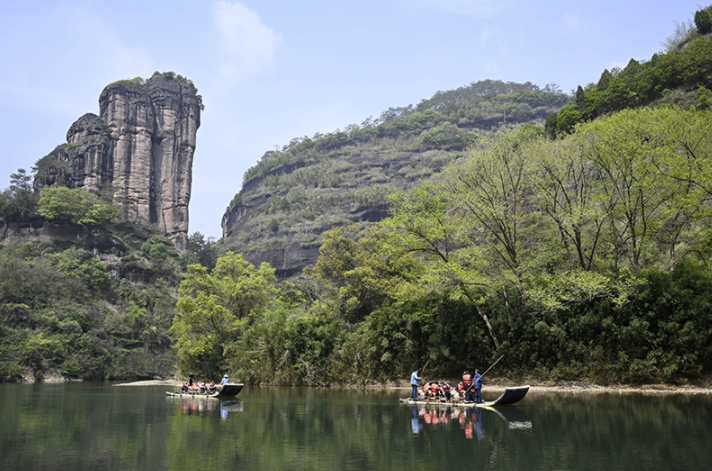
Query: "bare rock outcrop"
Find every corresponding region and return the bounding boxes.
[35,73,201,249]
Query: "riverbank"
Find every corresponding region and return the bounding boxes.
[111,377,712,395]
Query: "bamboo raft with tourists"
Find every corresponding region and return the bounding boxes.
[400,355,529,407]
[167,373,244,398]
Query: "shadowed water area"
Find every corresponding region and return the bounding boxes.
[0,383,710,470]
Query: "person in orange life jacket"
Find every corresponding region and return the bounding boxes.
[410,370,422,399]
[462,370,474,402]
[473,369,483,404]
[429,381,439,399]
[209,381,217,394]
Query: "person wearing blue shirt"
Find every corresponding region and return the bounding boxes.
[410,370,422,399]
[473,369,483,404]
[221,374,230,385]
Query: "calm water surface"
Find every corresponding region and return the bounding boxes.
[0,383,710,471]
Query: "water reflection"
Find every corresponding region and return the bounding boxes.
[409,403,532,440]
[165,395,243,419]
[2,384,711,471]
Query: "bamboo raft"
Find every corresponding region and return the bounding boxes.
[399,385,529,407]
[166,383,244,398]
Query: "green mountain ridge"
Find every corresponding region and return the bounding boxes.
[220,80,571,277]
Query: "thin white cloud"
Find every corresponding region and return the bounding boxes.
[483,58,500,75]
[559,12,592,38]
[68,6,155,80]
[0,4,154,116]
[416,0,509,17]
[212,1,282,80]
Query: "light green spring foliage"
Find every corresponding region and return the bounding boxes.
[175,107,712,385]
[38,185,121,227]
[382,106,712,344]
[171,252,277,378]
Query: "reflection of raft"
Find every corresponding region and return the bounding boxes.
[399,385,529,407]
[166,383,244,398]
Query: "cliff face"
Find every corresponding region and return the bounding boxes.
[35,74,201,249]
[219,80,570,278]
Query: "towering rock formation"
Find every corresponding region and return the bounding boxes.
[35,73,201,249]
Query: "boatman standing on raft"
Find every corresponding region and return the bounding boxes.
[410,369,422,399]
[473,369,483,404]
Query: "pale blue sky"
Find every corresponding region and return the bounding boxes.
[0,0,704,238]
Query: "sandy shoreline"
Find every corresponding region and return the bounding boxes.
[112,378,712,395]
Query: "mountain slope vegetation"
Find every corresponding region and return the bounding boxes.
[183,6,712,386]
[220,80,570,276]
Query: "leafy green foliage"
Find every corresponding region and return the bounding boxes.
[205,105,712,386]
[694,9,712,35]
[171,252,277,378]
[0,217,183,382]
[38,185,121,227]
[0,169,39,221]
[565,12,712,130]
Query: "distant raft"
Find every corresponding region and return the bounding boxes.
[166,383,244,398]
[399,385,530,407]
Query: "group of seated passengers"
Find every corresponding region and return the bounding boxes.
[421,381,452,400]
[181,380,217,394]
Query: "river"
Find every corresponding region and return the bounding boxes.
[0,383,709,470]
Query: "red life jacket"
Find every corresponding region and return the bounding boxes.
[442,383,451,392]
[462,374,472,386]
[457,382,464,392]
[422,384,430,394]
[430,383,439,392]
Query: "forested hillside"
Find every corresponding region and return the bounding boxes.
[0,171,215,382]
[173,6,712,386]
[220,80,570,277]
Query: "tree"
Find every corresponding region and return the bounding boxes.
[695,9,712,35]
[180,232,217,269]
[171,252,277,377]
[1,168,38,220]
[533,137,608,271]
[576,107,709,272]
[556,105,582,134]
[544,112,558,140]
[597,69,614,92]
[38,186,121,227]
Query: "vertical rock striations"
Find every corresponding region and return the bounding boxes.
[35,73,201,249]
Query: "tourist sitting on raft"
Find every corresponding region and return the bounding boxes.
[181,377,225,395]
